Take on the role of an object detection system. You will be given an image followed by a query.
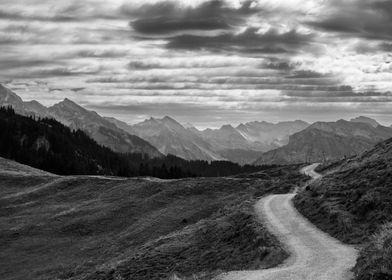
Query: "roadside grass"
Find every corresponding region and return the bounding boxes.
[294,138,392,280]
[354,223,392,280]
[0,164,306,280]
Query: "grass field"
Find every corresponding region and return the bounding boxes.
[0,159,307,280]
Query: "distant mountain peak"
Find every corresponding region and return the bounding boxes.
[220,124,234,130]
[161,116,182,125]
[350,116,380,128]
[62,97,78,106]
[162,115,175,121]
[53,98,86,112]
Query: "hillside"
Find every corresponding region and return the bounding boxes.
[294,137,392,280]
[0,159,307,280]
[254,119,392,165]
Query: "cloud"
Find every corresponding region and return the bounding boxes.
[127,0,259,34]
[307,0,392,40]
[76,49,129,58]
[167,27,315,54]
[0,1,122,22]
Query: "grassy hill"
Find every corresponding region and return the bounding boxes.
[294,137,392,280]
[0,158,307,280]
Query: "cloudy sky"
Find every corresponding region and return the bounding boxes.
[1,0,392,128]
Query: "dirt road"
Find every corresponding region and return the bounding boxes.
[218,164,358,280]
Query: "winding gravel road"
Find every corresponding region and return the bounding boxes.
[217,163,358,280]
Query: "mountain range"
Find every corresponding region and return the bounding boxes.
[254,119,392,165]
[105,116,310,164]
[1,84,391,165]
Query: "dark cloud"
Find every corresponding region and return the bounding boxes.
[353,41,392,54]
[128,0,260,34]
[76,49,128,58]
[0,3,120,22]
[286,70,328,79]
[0,58,52,70]
[131,18,229,34]
[167,28,314,54]
[308,0,392,40]
[380,43,392,52]
[262,61,298,70]
[0,8,80,22]
[128,59,246,70]
[5,67,103,80]
[48,87,85,92]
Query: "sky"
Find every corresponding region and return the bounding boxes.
[1,0,392,128]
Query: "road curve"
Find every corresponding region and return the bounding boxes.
[217,164,358,280]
